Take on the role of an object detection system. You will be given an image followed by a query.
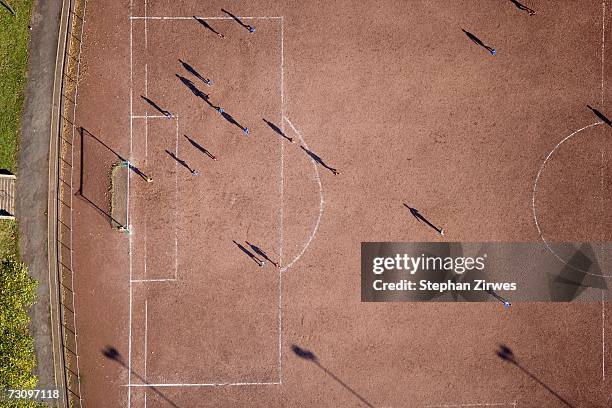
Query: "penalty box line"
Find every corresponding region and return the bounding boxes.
[130,16,283,20]
[128,16,285,388]
[126,381,281,387]
[127,114,179,282]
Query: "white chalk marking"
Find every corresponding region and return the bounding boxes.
[131,115,172,119]
[144,299,148,382]
[130,16,282,20]
[175,117,179,280]
[278,16,285,384]
[127,15,285,389]
[127,381,281,387]
[281,117,325,273]
[531,122,611,276]
[131,278,177,283]
[128,12,133,408]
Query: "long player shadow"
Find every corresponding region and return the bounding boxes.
[263,118,293,142]
[291,344,375,408]
[496,344,576,408]
[300,146,339,175]
[232,240,263,267]
[175,74,248,132]
[220,8,254,32]
[193,16,224,38]
[178,59,212,85]
[102,346,182,408]
[587,105,612,126]
[176,74,209,101]
[461,28,495,55]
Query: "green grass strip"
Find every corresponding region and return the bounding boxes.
[0,1,46,407]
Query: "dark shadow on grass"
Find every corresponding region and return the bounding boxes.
[291,345,374,408]
[102,346,181,408]
[0,0,15,15]
[587,105,612,126]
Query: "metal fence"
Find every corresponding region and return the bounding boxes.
[53,0,88,406]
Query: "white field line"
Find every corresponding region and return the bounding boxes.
[144,298,148,408]
[128,11,133,408]
[131,115,172,119]
[600,0,608,383]
[144,0,148,281]
[131,278,177,283]
[281,117,324,273]
[175,117,179,280]
[130,16,282,20]
[278,16,285,384]
[532,122,608,276]
[144,299,148,382]
[127,381,281,387]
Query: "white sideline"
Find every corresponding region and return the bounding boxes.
[278,16,285,384]
[130,16,283,20]
[127,381,281,387]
